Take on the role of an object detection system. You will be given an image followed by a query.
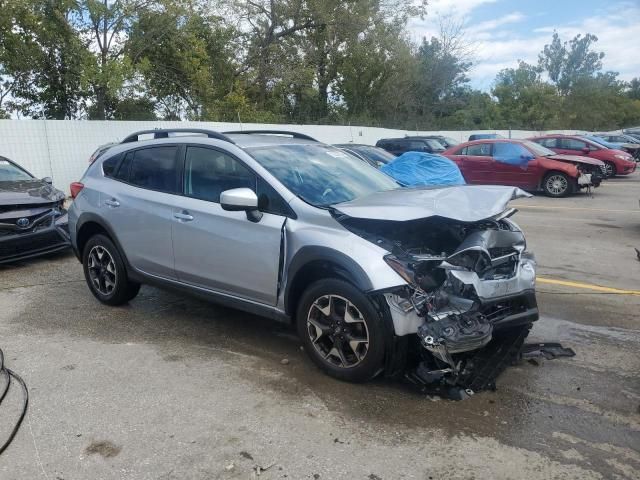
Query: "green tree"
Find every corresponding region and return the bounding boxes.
[78,0,146,119]
[626,78,640,101]
[128,3,238,120]
[538,32,605,94]
[492,61,559,130]
[2,0,89,119]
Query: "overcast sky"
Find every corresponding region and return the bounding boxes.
[408,0,640,91]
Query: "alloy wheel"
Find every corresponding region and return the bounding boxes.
[306,295,369,368]
[87,245,117,296]
[603,163,614,177]
[545,174,568,195]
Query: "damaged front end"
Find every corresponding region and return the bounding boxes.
[333,188,539,397]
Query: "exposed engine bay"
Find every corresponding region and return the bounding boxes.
[335,204,543,398]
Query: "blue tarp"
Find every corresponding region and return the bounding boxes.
[492,142,533,169]
[380,152,466,186]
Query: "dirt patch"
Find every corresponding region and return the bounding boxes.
[85,440,121,458]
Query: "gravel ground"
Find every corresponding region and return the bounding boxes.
[0,173,638,480]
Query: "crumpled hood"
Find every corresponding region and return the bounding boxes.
[333,185,531,222]
[0,180,66,205]
[549,154,604,167]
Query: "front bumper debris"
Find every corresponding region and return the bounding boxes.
[375,219,544,397]
[0,208,70,264]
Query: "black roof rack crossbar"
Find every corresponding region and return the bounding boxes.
[223,130,318,142]
[121,128,235,144]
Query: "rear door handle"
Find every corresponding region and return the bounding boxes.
[174,211,194,222]
[104,198,120,207]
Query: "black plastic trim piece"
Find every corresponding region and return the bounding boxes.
[223,130,318,142]
[283,246,374,315]
[121,129,235,145]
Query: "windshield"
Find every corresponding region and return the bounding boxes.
[442,137,460,147]
[247,144,399,206]
[522,140,556,157]
[351,145,396,164]
[0,159,33,181]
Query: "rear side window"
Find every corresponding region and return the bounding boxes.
[466,144,492,156]
[129,146,180,193]
[184,146,256,203]
[115,151,133,181]
[102,155,120,177]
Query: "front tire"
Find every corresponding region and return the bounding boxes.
[543,172,573,197]
[82,234,140,306]
[296,279,386,383]
[603,161,616,178]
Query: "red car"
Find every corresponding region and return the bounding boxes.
[528,134,636,177]
[443,139,605,197]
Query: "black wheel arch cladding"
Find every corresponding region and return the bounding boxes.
[75,213,137,277]
[284,246,374,316]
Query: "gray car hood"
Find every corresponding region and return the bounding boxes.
[0,180,66,205]
[333,185,531,222]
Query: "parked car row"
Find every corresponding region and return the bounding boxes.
[366,132,636,197]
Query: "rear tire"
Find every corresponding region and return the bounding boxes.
[82,234,140,306]
[296,279,386,383]
[542,172,573,197]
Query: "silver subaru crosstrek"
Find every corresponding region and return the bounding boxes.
[69,129,538,387]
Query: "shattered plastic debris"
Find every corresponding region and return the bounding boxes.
[405,328,576,400]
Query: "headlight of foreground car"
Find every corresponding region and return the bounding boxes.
[614,154,631,160]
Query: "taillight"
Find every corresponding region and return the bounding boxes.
[70,182,84,199]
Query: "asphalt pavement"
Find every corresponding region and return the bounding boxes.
[0,173,638,479]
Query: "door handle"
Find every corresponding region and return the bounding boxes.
[104,198,120,207]
[174,211,194,221]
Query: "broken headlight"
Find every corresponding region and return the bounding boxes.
[384,254,415,285]
[384,254,446,292]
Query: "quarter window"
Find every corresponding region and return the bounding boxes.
[184,147,256,203]
[102,155,120,177]
[115,152,133,181]
[257,178,294,217]
[128,146,180,193]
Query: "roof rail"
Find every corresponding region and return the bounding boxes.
[223,130,318,142]
[121,128,235,144]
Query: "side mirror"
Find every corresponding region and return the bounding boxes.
[42,177,53,184]
[582,147,590,154]
[220,188,262,222]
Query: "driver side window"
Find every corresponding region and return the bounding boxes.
[184,147,256,203]
[561,138,586,151]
